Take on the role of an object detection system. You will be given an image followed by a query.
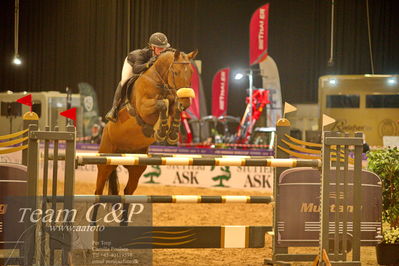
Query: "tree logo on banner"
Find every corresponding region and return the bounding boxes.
[143,165,161,184]
[210,166,231,187]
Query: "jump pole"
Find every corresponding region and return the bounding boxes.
[47,195,274,204]
[76,156,321,168]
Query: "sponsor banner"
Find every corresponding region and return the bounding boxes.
[250,3,269,65]
[259,56,282,127]
[78,82,100,138]
[187,62,201,119]
[211,68,230,117]
[0,150,273,191]
[277,168,382,247]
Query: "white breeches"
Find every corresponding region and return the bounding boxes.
[120,57,133,86]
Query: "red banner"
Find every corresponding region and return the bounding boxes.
[211,67,230,117]
[249,3,269,65]
[187,62,201,119]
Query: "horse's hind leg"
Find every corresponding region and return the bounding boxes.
[124,165,147,195]
[95,124,118,195]
[95,165,117,195]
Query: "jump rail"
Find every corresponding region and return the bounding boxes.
[77,155,322,168]
[46,195,274,204]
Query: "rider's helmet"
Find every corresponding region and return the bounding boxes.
[148,32,170,48]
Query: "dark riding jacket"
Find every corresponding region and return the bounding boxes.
[127,48,153,74]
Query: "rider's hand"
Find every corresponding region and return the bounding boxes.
[146,57,157,68]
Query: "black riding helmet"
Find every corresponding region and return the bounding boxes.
[148,32,170,48]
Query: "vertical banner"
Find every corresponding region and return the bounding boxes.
[250,3,270,65]
[78,82,100,137]
[259,56,282,127]
[187,62,201,119]
[211,68,230,117]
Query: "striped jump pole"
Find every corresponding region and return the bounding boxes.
[46,195,274,204]
[76,155,322,168]
[48,152,271,160]
[76,152,270,158]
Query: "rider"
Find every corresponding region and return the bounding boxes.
[105,32,171,122]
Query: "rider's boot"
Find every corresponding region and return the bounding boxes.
[105,83,123,122]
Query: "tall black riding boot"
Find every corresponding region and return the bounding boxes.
[105,83,123,122]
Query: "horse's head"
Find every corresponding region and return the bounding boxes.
[155,49,198,90]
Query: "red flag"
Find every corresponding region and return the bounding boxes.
[211,67,230,117]
[60,107,77,126]
[187,62,201,119]
[249,3,269,65]
[16,94,32,111]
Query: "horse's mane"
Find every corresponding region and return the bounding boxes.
[161,47,177,54]
[156,48,177,63]
[152,48,180,75]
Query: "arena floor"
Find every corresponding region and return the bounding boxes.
[69,181,378,266]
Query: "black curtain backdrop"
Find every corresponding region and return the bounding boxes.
[1,0,398,117]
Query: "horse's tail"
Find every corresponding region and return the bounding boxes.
[108,169,119,195]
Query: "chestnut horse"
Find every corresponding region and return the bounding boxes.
[95,49,198,195]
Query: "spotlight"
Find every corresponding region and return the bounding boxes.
[329,79,337,86]
[387,78,397,86]
[234,73,244,80]
[12,55,22,65]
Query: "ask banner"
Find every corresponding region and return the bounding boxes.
[211,68,230,117]
[250,3,270,65]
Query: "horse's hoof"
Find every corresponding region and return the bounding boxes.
[166,139,178,146]
[155,131,167,142]
[166,134,178,145]
[176,88,195,98]
[142,124,154,137]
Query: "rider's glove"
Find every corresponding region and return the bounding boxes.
[146,56,157,68]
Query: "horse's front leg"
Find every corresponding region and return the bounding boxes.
[138,98,169,139]
[166,97,192,145]
[153,99,169,142]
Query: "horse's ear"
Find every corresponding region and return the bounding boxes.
[188,49,198,60]
[174,50,181,61]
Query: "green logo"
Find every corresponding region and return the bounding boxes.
[211,166,231,187]
[143,165,161,184]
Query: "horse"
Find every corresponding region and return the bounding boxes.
[95,49,198,196]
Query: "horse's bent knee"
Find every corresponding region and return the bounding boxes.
[156,99,167,112]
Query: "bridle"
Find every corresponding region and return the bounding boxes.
[153,55,191,94]
[168,60,191,91]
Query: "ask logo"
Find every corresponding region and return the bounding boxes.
[173,171,199,185]
[244,174,272,188]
